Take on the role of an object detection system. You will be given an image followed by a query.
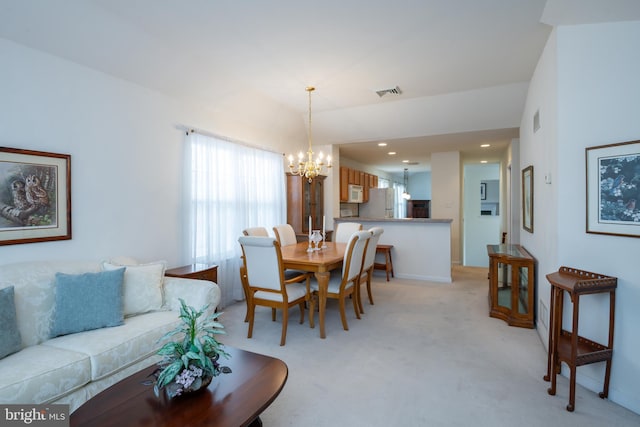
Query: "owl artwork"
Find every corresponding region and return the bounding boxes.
[11,180,31,210]
[25,175,49,209]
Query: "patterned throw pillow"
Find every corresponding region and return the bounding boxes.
[50,269,125,338]
[102,261,165,316]
[0,286,22,359]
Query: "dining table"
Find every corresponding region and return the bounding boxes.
[280,240,346,339]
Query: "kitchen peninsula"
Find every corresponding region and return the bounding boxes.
[334,217,452,282]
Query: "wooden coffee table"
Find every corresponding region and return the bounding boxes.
[70,347,287,427]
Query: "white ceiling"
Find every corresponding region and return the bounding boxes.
[1,0,639,172]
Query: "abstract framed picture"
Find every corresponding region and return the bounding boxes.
[522,165,533,233]
[586,140,640,238]
[480,182,487,200]
[0,147,71,245]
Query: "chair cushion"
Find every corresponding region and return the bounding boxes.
[50,269,125,338]
[0,344,91,404]
[255,282,307,302]
[44,311,180,380]
[102,261,165,316]
[0,286,22,359]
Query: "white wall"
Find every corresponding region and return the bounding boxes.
[521,22,640,414]
[431,151,461,265]
[0,39,304,266]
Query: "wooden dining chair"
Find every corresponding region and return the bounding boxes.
[238,236,311,346]
[273,224,298,246]
[240,227,270,321]
[309,230,371,332]
[334,222,363,243]
[242,227,269,237]
[357,227,384,314]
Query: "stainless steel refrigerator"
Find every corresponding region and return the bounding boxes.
[359,188,395,218]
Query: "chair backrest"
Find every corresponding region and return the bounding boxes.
[238,236,284,292]
[334,222,363,243]
[242,227,269,237]
[362,227,384,272]
[342,230,371,282]
[273,224,298,246]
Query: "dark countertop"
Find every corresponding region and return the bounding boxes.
[335,217,452,223]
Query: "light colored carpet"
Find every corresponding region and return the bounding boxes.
[218,266,639,426]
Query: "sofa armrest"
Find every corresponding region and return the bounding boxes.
[162,277,221,317]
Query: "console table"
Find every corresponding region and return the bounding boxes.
[544,266,617,412]
[486,244,535,328]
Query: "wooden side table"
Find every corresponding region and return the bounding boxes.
[544,266,617,412]
[165,263,218,283]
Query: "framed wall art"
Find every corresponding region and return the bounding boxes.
[586,140,640,238]
[0,147,71,245]
[480,182,487,200]
[522,165,533,233]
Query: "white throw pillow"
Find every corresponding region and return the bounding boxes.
[102,261,166,316]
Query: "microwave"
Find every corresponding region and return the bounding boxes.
[348,184,363,203]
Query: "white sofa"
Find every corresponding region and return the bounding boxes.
[0,259,221,412]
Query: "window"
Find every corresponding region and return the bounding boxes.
[184,131,286,307]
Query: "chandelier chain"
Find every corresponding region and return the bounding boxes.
[288,86,331,182]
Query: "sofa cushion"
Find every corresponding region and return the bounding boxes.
[50,269,125,338]
[0,261,102,347]
[0,286,22,359]
[44,310,180,381]
[0,344,91,404]
[102,261,165,316]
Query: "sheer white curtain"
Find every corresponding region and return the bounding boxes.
[183,131,286,308]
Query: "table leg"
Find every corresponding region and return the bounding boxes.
[314,271,330,339]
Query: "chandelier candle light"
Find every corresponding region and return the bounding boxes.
[288,86,332,182]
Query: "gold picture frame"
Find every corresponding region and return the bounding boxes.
[586,140,640,238]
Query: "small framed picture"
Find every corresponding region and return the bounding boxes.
[586,140,640,238]
[0,147,71,245]
[522,166,533,233]
[480,182,487,200]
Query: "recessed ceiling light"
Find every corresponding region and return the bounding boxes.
[402,160,410,163]
[388,151,396,155]
[481,144,490,148]
[378,142,387,147]
[481,160,488,164]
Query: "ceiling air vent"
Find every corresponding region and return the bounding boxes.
[376,86,402,98]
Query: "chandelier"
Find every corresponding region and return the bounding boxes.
[288,86,331,182]
[402,168,412,200]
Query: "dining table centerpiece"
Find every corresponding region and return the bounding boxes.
[153,299,231,399]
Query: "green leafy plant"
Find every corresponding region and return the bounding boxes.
[154,299,231,398]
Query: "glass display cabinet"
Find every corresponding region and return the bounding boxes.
[486,244,535,328]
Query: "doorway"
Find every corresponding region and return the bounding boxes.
[463,163,501,267]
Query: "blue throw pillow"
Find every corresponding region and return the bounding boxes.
[0,286,22,359]
[50,268,125,338]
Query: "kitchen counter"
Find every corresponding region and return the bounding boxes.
[334,217,452,282]
[341,217,452,223]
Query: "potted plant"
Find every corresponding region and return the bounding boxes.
[154,299,231,398]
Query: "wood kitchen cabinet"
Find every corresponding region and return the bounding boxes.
[286,173,325,238]
[339,166,378,203]
[340,167,349,202]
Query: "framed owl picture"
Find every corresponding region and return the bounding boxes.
[0,147,71,245]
